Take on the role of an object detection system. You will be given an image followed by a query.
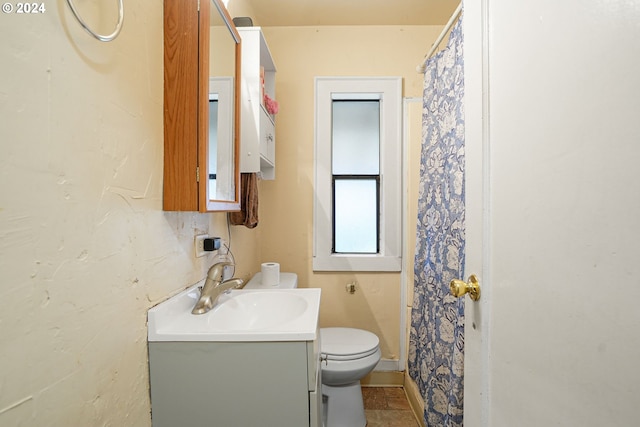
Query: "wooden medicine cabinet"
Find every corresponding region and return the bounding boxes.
[163,0,241,211]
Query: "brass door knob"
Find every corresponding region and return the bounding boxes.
[450,274,481,301]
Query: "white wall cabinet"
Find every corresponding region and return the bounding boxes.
[239,27,277,180]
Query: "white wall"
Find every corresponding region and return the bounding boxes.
[0,3,259,425]
[259,25,440,363]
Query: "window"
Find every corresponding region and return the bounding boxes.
[332,100,380,254]
[314,77,402,272]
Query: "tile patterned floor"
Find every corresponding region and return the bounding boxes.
[363,387,420,427]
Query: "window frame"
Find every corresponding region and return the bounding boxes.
[313,77,402,272]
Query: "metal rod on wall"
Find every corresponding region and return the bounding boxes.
[416,2,462,73]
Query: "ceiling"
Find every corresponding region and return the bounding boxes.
[240,0,461,27]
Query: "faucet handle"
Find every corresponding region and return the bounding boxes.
[222,277,245,289]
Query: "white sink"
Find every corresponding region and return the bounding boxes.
[209,291,309,330]
[148,283,321,342]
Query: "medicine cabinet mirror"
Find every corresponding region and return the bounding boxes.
[163,0,241,212]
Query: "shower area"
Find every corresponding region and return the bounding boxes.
[406,7,465,427]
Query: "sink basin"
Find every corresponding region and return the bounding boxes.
[208,291,308,330]
[148,283,321,342]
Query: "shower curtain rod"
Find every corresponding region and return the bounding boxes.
[416,2,462,73]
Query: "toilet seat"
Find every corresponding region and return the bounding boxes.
[320,327,380,361]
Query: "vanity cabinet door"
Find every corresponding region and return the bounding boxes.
[309,367,323,427]
[149,341,312,427]
[307,333,322,427]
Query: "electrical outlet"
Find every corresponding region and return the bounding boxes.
[194,234,209,258]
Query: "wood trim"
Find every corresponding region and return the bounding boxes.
[403,372,426,427]
[197,0,210,212]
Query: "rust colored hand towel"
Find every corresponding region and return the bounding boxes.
[229,173,259,228]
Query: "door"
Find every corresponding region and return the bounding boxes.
[463,1,640,426]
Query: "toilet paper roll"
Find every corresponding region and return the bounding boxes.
[261,262,280,287]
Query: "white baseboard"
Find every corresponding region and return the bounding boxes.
[374,358,401,372]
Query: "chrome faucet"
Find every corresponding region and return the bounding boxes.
[192,262,245,315]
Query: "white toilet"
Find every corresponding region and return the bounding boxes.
[320,327,381,427]
[245,272,381,427]
[244,271,299,290]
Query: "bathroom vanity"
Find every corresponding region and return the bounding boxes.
[147,286,322,427]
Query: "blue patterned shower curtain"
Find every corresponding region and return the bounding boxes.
[408,15,465,427]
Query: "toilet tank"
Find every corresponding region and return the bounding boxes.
[244,272,298,289]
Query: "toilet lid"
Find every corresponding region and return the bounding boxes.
[320,327,380,360]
